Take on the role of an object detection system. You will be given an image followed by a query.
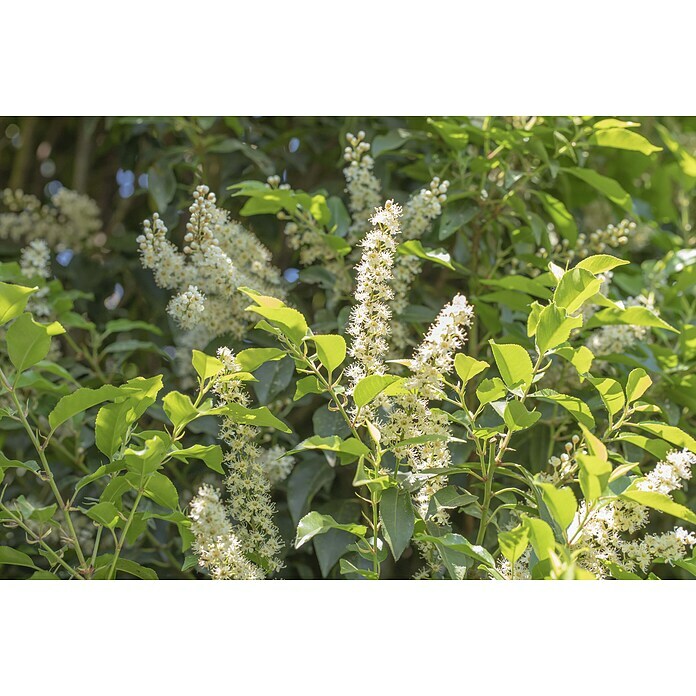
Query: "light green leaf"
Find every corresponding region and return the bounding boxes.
[293,375,324,401]
[633,422,696,452]
[587,306,678,333]
[454,354,489,384]
[235,347,286,372]
[397,240,454,270]
[587,376,625,417]
[246,305,308,344]
[212,403,292,433]
[294,511,367,548]
[170,444,224,474]
[533,389,595,428]
[0,282,36,326]
[7,313,64,374]
[353,375,405,408]
[498,524,530,565]
[49,384,123,430]
[191,350,224,381]
[503,401,541,432]
[535,303,583,354]
[555,345,594,375]
[162,391,199,430]
[625,368,652,404]
[476,377,506,406]
[309,334,346,375]
[575,254,630,275]
[537,482,578,532]
[523,518,555,561]
[621,490,696,525]
[554,268,602,315]
[95,399,138,458]
[489,341,533,391]
[143,471,179,510]
[589,127,662,156]
[288,435,370,458]
[577,454,612,501]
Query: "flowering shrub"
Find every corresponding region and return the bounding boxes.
[1,116,695,579]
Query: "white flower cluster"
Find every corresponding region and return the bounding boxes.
[137,185,285,344]
[391,178,450,350]
[0,187,101,251]
[571,449,696,577]
[495,548,532,580]
[166,285,206,330]
[538,435,584,485]
[343,131,382,244]
[382,294,474,519]
[345,200,402,391]
[189,484,264,580]
[19,239,52,318]
[257,444,296,486]
[214,347,285,576]
[19,239,51,279]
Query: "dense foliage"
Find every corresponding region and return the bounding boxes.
[1,116,695,580]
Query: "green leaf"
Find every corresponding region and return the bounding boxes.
[656,123,696,177]
[476,377,506,406]
[293,375,323,401]
[523,518,555,561]
[537,482,577,532]
[589,127,662,156]
[191,350,224,381]
[587,376,625,417]
[535,192,577,244]
[380,487,415,561]
[633,422,696,452]
[94,554,158,580]
[498,525,530,565]
[578,423,608,462]
[143,471,179,510]
[0,546,38,570]
[170,444,224,474]
[85,501,120,528]
[0,282,36,326]
[7,313,65,374]
[246,305,308,344]
[554,268,602,315]
[235,347,286,372]
[535,303,583,354]
[576,454,612,501]
[49,384,123,430]
[575,255,630,275]
[123,435,169,478]
[556,345,594,375]
[95,398,138,458]
[102,319,163,337]
[620,490,696,525]
[288,435,370,459]
[416,532,495,568]
[0,452,39,476]
[454,354,489,384]
[480,276,552,300]
[586,306,678,333]
[503,401,541,432]
[564,167,633,212]
[309,334,346,376]
[533,389,595,428]
[489,341,533,391]
[397,240,454,270]
[213,403,292,433]
[353,375,405,408]
[147,163,176,211]
[625,368,652,403]
[162,391,199,430]
[294,511,367,548]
